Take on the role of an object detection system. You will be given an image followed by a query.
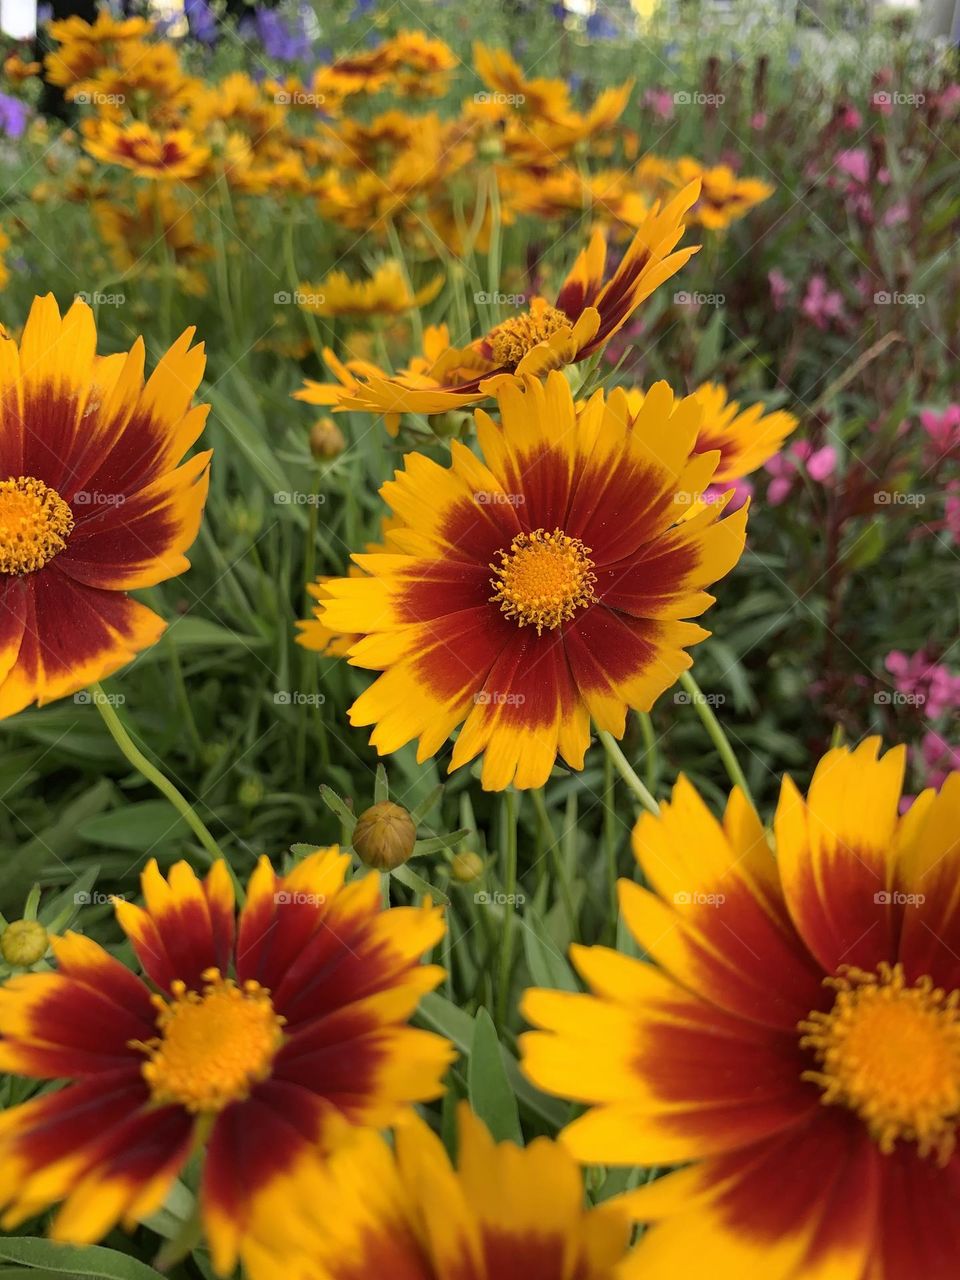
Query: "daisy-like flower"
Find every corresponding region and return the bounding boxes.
[521,740,960,1278]
[300,185,700,427]
[82,119,210,180]
[296,261,444,320]
[0,294,210,718]
[316,371,747,790]
[625,383,798,484]
[0,851,452,1278]
[671,157,774,230]
[302,1104,633,1278]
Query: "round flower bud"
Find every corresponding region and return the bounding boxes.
[1,919,48,968]
[237,776,264,809]
[353,801,417,871]
[450,851,484,883]
[310,417,346,460]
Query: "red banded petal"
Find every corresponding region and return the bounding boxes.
[59,449,211,591]
[775,740,905,973]
[895,774,960,987]
[868,1144,960,1279]
[0,575,29,688]
[554,227,607,318]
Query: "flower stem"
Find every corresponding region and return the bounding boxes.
[90,683,227,866]
[495,788,519,1030]
[677,670,755,806]
[599,732,660,815]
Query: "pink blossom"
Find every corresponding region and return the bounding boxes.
[885,650,960,719]
[934,84,960,116]
[920,731,960,790]
[806,445,838,481]
[764,440,836,505]
[839,104,862,129]
[750,112,767,130]
[643,89,674,121]
[919,405,960,461]
[768,268,791,311]
[801,275,846,331]
[836,148,870,185]
[882,199,909,228]
[704,476,753,512]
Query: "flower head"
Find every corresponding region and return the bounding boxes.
[0,295,211,717]
[522,740,960,1277]
[0,851,451,1277]
[315,372,747,790]
[296,260,443,319]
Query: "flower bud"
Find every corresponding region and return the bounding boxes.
[310,417,346,460]
[451,851,484,883]
[353,801,417,871]
[237,776,264,809]
[1,919,48,967]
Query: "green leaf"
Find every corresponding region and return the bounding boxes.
[468,1008,523,1145]
[76,801,188,850]
[391,863,450,906]
[0,1240,163,1280]
[520,909,579,992]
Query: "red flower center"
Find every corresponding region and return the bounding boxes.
[799,961,960,1163]
[0,476,74,576]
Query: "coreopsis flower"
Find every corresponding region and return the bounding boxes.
[44,12,153,88]
[296,261,443,320]
[671,157,774,229]
[522,739,960,1278]
[0,294,211,718]
[316,372,747,790]
[626,383,798,484]
[473,41,579,124]
[301,1105,633,1278]
[94,188,213,296]
[305,186,700,427]
[82,119,210,180]
[0,852,452,1277]
[3,53,42,83]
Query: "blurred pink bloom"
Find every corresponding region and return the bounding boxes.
[836,148,870,185]
[643,88,674,120]
[768,268,791,311]
[839,104,862,129]
[919,405,960,460]
[750,112,767,130]
[801,275,846,330]
[882,199,909,228]
[920,731,960,789]
[704,476,753,512]
[765,441,836,505]
[885,650,960,718]
[934,84,960,115]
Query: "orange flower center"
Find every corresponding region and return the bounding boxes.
[0,476,74,576]
[135,969,285,1113]
[490,528,597,634]
[487,300,570,367]
[799,962,960,1163]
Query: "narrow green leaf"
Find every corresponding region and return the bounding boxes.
[468,1008,523,1145]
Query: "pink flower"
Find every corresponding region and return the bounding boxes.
[934,84,960,116]
[839,104,862,129]
[920,731,960,790]
[836,148,870,185]
[764,440,836,505]
[806,444,838,481]
[882,199,909,228]
[750,112,767,130]
[643,88,674,121]
[801,274,846,331]
[885,650,960,719]
[704,476,753,512]
[768,268,791,312]
[919,405,960,461]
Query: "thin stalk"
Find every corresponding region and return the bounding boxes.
[678,670,754,806]
[495,789,519,1030]
[599,731,660,815]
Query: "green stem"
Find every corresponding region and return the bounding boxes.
[599,732,660,815]
[678,670,754,806]
[530,786,576,937]
[495,789,518,1030]
[603,747,617,941]
[639,711,658,793]
[91,683,227,866]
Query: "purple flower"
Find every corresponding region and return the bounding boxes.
[0,94,29,139]
[586,10,619,39]
[255,8,312,63]
[185,0,218,44]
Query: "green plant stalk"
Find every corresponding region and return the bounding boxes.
[678,670,754,806]
[495,788,518,1030]
[530,786,576,936]
[90,683,228,866]
[599,732,660,815]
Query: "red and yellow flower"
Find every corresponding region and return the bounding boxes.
[301,185,700,428]
[82,119,210,180]
[671,157,775,230]
[315,371,747,790]
[304,1104,633,1279]
[522,740,960,1279]
[0,294,210,718]
[626,383,798,484]
[0,851,451,1277]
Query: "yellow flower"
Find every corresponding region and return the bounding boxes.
[94,188,213,297]
[296,261,443,320]
[671,156,775,229]
[82,119,209,180]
